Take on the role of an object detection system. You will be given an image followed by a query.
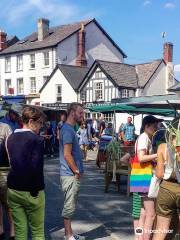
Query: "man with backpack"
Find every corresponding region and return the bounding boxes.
[0,123,15,239]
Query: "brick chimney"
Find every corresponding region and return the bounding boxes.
[76,24,87,67]
[0,30,7,51]
[37,18,49,41]
[163,42,173,64]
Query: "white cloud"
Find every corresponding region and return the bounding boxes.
[1,0,97,26]
[164,2,176,9]
[143,1,151,6]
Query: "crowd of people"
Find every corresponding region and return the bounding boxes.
[0,102,179,240]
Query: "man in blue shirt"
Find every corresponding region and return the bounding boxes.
[122,116,135,146]
[59,103,84,240]
[0,109,20,131]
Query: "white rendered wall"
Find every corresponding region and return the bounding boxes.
[40,68,77,105]
[0,48,55,96]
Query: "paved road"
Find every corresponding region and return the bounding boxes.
[44,152,134,240]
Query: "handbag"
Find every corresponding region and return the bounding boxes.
[148,174,161,198]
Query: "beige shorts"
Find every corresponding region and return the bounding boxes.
[60,176,80,219]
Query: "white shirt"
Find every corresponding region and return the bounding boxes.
[136,132,153,154]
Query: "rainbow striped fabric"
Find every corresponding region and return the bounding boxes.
[130,155,153,193]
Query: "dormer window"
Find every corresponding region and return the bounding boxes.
[30,54,35,69]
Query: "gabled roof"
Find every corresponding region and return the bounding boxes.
[79,60,138,90]
[135,59,164,88]
[0,19,127,57]
[39,64,89,93]
[168,81,180,92]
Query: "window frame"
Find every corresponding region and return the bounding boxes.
[30,54,35,69]
[17,78,24,94]
[56,84,62,102]
[121,89,129,98]
[43,51,49,66]
[30,77,36,94]
[5,79,11,95]
[17,55,23,71]
[5,57,11,73]
[93,81,104,101]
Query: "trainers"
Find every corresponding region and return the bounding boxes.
[65,234,85,240]
[73,234,85,240]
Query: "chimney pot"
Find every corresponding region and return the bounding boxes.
[0,30,7,51]
[38,18,49,41]
[163,42,173,64]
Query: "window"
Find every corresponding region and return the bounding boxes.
[56,84,62,102]
[95,71,102,79]
[30,54,35,69]
[43,76,49,84]
[17,78,24,94]
[17,55,23,71]
[5,57,11,72]
[5,79,11,95]
[80,90,86,103]
[94,82,103,101]
[43,51,49,66]
[30,77,36,93]
[104,113,114,122]
[121,89,129,98]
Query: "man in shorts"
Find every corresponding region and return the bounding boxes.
[59,103,85,240]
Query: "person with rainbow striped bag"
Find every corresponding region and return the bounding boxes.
[130,115,160,240]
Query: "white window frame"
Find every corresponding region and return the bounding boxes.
[30,77,36,93]
[17,78,24,94]
[56,84,62,102]
[17,55,23,71]
[121,89,129,98]
[30,54,35,69]
[94,82,104,101]
[95,71,103,79]
[80,90,86,103]
[43,51,49,66]
[5,79,11,95]
[5,57,11,73]
[104,113,114,122]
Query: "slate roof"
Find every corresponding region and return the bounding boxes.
[135,59,163,88]
[0,19,126,57]
[39,64,89,93]
[97,60,138,88]
[79,60,138,90]
[168,81,180,92]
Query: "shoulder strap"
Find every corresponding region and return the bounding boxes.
[5,136,11,168]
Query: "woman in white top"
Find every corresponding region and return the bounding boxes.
[77,122,89,161]
[153,133,180,240]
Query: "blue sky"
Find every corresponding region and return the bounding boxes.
[0,0,179,79]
